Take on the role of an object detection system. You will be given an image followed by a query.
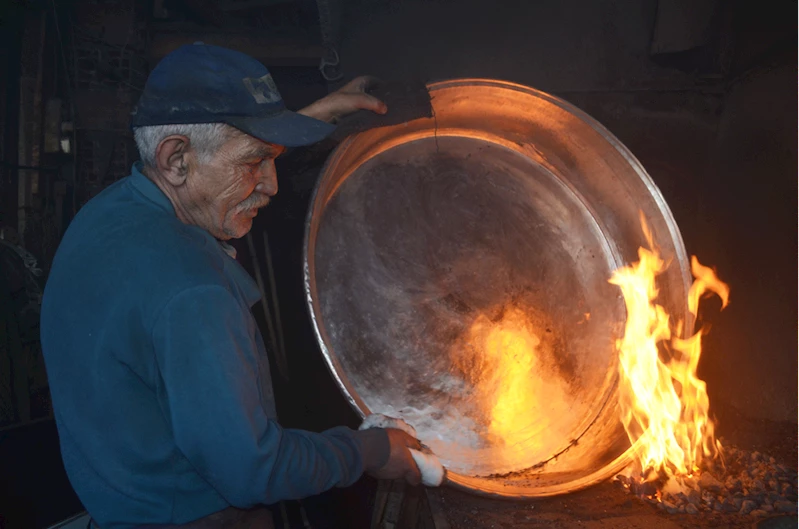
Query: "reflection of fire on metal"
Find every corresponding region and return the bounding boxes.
[468,308,541,445]
[609,216,729,494]
[452,307,572,470]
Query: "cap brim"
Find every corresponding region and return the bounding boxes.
[225,110,336,148]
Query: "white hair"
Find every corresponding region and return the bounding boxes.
[133,123,238,168]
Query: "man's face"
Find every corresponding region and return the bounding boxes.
[182,132,285,240]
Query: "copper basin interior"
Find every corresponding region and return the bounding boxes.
[304,79,693,498]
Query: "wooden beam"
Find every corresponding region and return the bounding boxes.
[372,479,407,529]
[425,489,451,529]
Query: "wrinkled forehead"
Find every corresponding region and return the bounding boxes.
[222,127,285,160]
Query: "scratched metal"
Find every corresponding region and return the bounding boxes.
[303,79,693,498]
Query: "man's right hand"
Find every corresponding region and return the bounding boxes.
[368,428,423,485]
[298,76,387,124]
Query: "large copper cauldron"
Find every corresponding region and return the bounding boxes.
[303,79,692,498]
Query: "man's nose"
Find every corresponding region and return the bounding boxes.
[255,162,278,196]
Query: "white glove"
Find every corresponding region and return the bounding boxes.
[360,414,446,487]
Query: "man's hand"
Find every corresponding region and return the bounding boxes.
[368,428,423,485]
[298,76,387,124]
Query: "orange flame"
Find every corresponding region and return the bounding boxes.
[609,219,729,482]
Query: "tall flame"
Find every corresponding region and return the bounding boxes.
[609,219,729,482]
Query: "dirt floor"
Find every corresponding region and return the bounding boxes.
[430,406,797,529]
[434,483,797,529]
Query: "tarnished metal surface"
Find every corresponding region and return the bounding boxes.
[304,79,692,497]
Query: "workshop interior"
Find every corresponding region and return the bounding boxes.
[0,0,796,528]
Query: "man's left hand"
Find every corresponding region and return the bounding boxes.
[298,76,387,124]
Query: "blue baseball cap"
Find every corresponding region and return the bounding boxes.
[131,43,335,147]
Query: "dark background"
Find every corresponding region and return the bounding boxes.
[0,0,795,527]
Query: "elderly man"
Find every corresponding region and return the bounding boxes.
[40,44,422,528]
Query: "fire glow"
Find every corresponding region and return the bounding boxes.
[609,218,730,488]
[455,306,572,472]
[469,308,540,445]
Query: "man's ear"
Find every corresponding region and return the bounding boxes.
[155,135,190,186]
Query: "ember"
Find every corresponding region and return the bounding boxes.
[616,443,798,516]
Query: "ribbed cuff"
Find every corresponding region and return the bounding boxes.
[355,428,390,472]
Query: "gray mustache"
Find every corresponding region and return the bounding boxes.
[239,194,271,210]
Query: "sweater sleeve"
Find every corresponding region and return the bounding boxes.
[151,284,388,507]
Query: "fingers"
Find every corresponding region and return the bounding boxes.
[340,75,381,93]
[404,433,422,451]
[404,452,423,486]
[338,76,367,92]
[298,74,387,123]
[340,92,387,115]
[336,76,386,115]
[388,428,421,450]
[369,429,428,485]
[297,75,388,123]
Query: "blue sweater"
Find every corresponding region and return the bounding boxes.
[40,163,386,528]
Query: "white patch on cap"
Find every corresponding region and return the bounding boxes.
[242,74,281,104]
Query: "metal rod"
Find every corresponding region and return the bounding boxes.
[262,230,287,379]
[245,232,284,380]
